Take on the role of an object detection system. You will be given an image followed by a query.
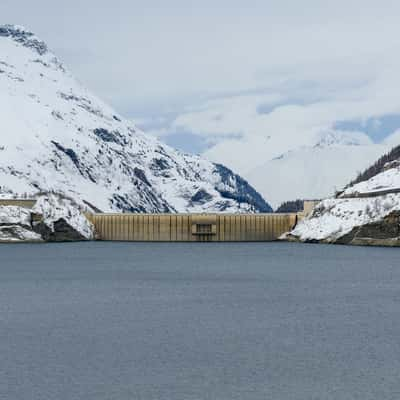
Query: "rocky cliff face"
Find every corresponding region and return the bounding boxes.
[0,25,272,214]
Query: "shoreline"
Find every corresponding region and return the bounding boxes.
[0,238,398,247]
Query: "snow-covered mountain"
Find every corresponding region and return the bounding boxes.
[0,25,271,213]
[245,130,390,208]
[288,146,400,245]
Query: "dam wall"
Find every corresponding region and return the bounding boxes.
[87,213,299,242]
[0,199,37,209]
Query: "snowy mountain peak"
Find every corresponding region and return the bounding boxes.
[313,130,372,148]
[0,24,48,55]
[0,25,272,213]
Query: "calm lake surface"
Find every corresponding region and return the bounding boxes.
[1,242,400,400]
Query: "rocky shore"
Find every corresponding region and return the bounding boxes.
[286,211,400,246]
[285,196,400,247]
[0,194,94,243]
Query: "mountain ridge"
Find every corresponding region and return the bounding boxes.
[0,24,272,214]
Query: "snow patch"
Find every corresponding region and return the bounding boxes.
[0,205,31,226]
[342,165,400,196]
[0,205,41,242]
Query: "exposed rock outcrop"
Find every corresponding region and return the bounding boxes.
[32,218,87,242]
[335,211,400,246]
[0,194,94,242]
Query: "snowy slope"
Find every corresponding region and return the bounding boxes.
[0,25,271,213]
[342,163,400,196]
[289,194,400,242]
[288,154,400,243]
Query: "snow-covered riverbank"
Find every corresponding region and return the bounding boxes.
[0,194,94,242]
[287,162,400,246]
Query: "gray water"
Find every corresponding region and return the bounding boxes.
[1,242,400,400]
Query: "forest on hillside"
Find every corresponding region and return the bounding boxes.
[275,199,304,213]
[347,144,400,188]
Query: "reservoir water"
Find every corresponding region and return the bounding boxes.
[1,242,400,400]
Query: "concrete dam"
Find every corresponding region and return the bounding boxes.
[1,198,317,242]
[86,213,300,242]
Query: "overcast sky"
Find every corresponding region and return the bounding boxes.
[2,0,400,153]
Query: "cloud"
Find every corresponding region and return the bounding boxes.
[152,66,400,206]
[2,0,400,117]
[156,64,400,169]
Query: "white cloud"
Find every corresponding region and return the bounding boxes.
[384,130,400,147]
[2,0,400,115]
[161,63,400,167]
[157,67,400,206]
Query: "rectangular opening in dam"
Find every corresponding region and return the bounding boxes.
[86,213,299,242]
